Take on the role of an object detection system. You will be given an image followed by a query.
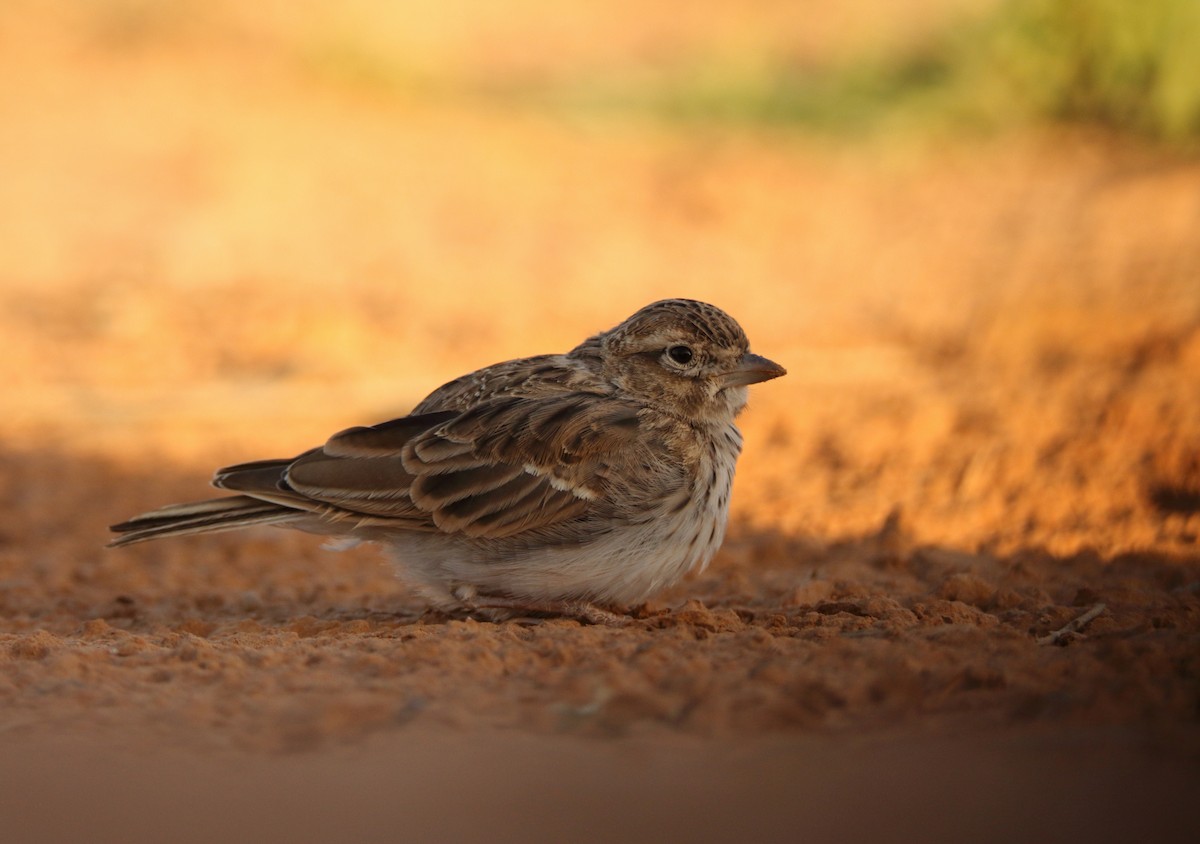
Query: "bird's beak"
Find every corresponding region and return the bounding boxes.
[723,352,787,388]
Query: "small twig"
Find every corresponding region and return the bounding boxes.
[1037,603,1107,646]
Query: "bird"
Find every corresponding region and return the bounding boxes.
[109,298,786,623]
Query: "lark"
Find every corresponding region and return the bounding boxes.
[110,299,786,623]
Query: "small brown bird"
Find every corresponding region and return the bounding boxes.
[110,299,785,623]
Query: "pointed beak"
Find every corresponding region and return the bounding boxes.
[722,352,787,388]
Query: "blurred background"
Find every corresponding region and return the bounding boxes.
[2,0,1198,556]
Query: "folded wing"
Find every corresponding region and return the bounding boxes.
[220,395,650,540]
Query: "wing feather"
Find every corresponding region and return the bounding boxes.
[323,411,458,457]
[456,484,590,537]
[409,462,525,509]
[209,393,657,543]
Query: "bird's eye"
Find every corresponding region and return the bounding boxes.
[666,345,694,365]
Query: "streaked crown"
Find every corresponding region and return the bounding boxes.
[608,299,749,354]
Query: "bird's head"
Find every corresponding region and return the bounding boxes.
[589,299,786,424]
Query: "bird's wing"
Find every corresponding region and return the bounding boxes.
[212,414,455,530]
[411,353,605,413]
[239,395,660,540]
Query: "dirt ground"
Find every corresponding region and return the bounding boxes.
[2,3,1199,842]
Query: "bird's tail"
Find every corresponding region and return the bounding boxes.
[107,495,300,547]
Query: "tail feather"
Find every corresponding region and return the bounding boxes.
[107,495,301,547]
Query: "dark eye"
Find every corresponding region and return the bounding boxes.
[666,345,694,365]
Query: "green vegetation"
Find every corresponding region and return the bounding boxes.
[572,0,1200,143]
[948,0,1200,142]
[297,0,1200,145]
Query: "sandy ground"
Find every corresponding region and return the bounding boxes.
[2,3,1199,842]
